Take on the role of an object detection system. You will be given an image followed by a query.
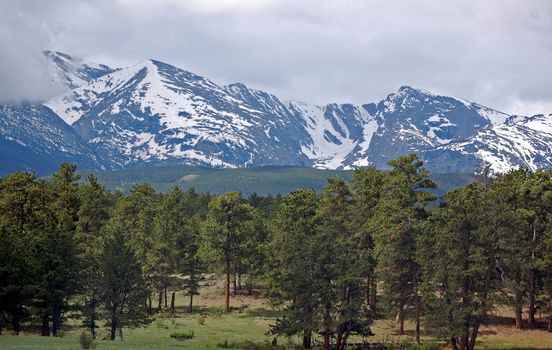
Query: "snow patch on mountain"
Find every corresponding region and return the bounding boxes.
[30,52,552,174]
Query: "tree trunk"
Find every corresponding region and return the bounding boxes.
[529,268,537,327]
[11,312,21,335]
[225,258,231,313]
[515,305,523,329]
[148,297,152,314]
[171,291,176,311]
[451,337,459,350]
[548,313,551,332]
[41,314,50,336]
[415,293,421,343]
[323,327,330,350]
[396,301,405,335]
[189,293,194,313]
[529,221,538,328]
[164,286,168,308]
[302,331,312,349]
[238,265,242,290]
[365,277,371,305]
[468,324,479,350]
[52,303,60,336]
[158,290,163,312]
[233,265,237,296]
[336,331,342,350]
[248,283,253,296]
[90,311,96,339]
[118,327,124,341]
[370,277,377,307]
[110,316,117,340]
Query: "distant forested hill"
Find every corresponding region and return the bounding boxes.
[85,165,476,196]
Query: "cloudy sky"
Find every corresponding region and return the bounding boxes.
[1,0,551,115]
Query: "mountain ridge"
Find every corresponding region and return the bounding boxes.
[1,51,550,176]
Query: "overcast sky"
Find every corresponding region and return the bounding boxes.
[1,0,551,115]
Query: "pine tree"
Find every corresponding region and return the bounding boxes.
[0,172,39,334]
[112,183,159,312]
[419,183,497,350]
[267,189,320,349]
[486,169,533,329]
[202,192,256,313]
[155,186,201,312]
[522,170,552,327]
[96,222,150,340]
[76,175,112,337]
[369,154,435,340]
[34,163,81,336]
[316,178,373,350]
[350,167,384,309]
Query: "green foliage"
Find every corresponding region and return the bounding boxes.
[266,189,320,343]
[202,191,258,312]
[197,315,206,325]
[77,331,95,349]
[169,329,195,341]
[86,164,473,196]
[419,183,493,350]
[370,154,435,339]
[3,157,552,350]
[217,339,285,350]
[96,221,151,340]
[408,342,441,350]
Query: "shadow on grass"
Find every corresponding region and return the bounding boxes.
[240,307,282,319]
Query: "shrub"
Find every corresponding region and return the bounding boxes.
[153,316,169,329]
[216,339,285,350]
[78,331,95,349]
[170,329,195,341]
[198,315,206,325]
[408,342,441,350]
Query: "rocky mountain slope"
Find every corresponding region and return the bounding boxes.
[1,51,550,175]
[0,104,104,175]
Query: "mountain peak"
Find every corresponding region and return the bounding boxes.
[397,85,436,96]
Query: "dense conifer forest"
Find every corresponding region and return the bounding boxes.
[1,154,552,350]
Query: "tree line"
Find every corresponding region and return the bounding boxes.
[1,154,552,350]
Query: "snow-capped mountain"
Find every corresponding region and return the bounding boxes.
[0,52,112,175]
[424,113,552,173]
[0,104,104,175]
[47,59,313,168]
[1,51,551,175]
[45,51,118,89]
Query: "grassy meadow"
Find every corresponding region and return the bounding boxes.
[1,276,551,350]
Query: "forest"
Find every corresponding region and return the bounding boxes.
[1,153,552,350]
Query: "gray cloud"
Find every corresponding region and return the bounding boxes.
[0,0,65,103]
[1,0,551,115]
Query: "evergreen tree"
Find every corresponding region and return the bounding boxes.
[539,221,552,332]
[202,192,256,313]
[315,178,373,350]
[420,183,497,350]
[350,167,384,309]
[96,222,150,340]
[154,186,201,312]
[34,163,81,336]
[267,189,320,349]
[179,215,203,313]
[112,183,159,312]
[523,170,552,327]
[486,169,533,329]
[369,154,435,340]
[76,175,112,337]
[0,172,39,334]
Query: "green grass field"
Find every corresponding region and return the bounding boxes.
[2,277,551,349]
